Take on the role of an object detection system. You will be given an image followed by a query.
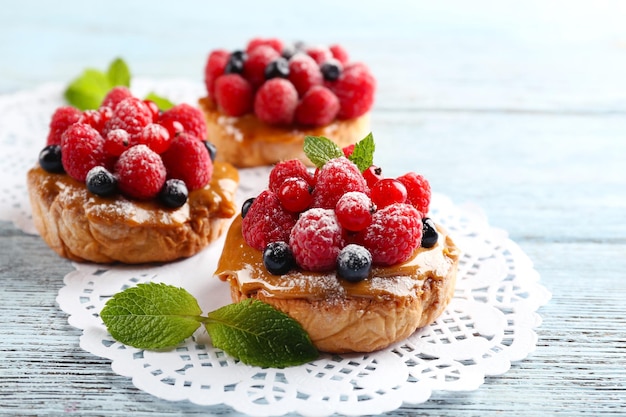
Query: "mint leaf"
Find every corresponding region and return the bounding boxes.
[348,132,376,172]
[144,92,175,111]
[100,283,319,367]
[100,283,202,349]
[107,57,131,87]
[64,69,111,111]
[205,299,318,368]
[304,136,344,168]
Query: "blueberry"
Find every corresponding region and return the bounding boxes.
[337,244,372,282]
[225,50,247,74]
[38,145,64,173]
[421,217,439,248]
[158,179,188,208]
[320,59,342,81]
[241,197,255,218]
[263,241,295,275]
[86,166,117,197]
[264,58,289,80]
[203,140,217,162]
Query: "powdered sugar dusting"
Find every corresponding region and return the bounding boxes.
[217,115,244,142]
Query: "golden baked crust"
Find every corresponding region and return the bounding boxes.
[199,97,370,168]
[216,217,460,353]
[27,162,239,264]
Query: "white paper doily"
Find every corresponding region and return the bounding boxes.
[0,82,551,417]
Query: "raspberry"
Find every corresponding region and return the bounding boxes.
[277,177,312,213]
[294,85,340,126]
[204,49,229,97]
[328,62,376,119]
[342,144,355,158]
[60,123,106,182]
[101,86,133,111]
[214,74,253,117]
[358,203,423,266]
[47,106,81,146]
[243,45,280,89]
[242,190,297,251]
[289,208,345,271]
[268,159,313,193]
[311,157,368,209]
[138,123,171,154]
[254,78,298,125]
[104,97,153,142]
[246,37,284,55]
[329,44,349,65]
[305,45,333,65]
[335,191,374,232]
[161,133,213,190]
[288,53,323,96]
[371,178,407,208]
[397,172,431,216]
[103,129,131,157]
[159,103,207,141]
[115,145,166,200]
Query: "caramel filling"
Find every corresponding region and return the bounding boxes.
[32,162,239,227]
[216,217,460,301]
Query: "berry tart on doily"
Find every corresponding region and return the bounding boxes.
[27,87,239,264]
[215,135,459,353]
[199,37,375,167]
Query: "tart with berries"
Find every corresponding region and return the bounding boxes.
[199,37,375,167]
[27,87,239,264]
[215,135,459,353]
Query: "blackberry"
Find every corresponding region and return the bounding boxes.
[263,241,295,275]
[337,244,372,282]
[225,50,246,74]
[241,197,255,218]
[38,145,64,173]
[158,179,188,208]
[320,60,342,81]
[86,166,117,197]
[421,217,439,248]
[264,58,290,80]
[203,140,217,162]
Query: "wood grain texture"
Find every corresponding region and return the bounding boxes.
[1,0,625,415]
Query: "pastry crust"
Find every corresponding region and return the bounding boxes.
[199,97,370,168]
[216,217,460,353]
[27,162,239,264]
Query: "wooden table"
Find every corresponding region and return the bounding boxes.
[1,1,625,415]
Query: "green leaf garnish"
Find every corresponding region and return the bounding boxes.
[303,136,344,168]
[64,68,112,111]
[100,282,318,367]
[348,132,375,172]
[144,92,175,111]
[100,283,202,349]
[206,299,318,368]
[107,57,131,87]
[63,57,173,112]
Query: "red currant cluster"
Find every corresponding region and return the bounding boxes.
[204,37,376,127]
[241,142,433,281]
[39,87,214,207]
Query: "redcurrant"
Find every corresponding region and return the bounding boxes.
[139,123,171,154]
[103,129,131,157]
[277,177,312,213]
[363,165,383,188]
[335,191,374,232]
[371,178,407,208]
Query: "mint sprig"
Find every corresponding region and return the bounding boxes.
[65,58,131,110]
[304,133,376,172]
[100,283,318,368]
[64,58,173,111]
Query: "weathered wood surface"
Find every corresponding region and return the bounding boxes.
[1,1,625,415]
